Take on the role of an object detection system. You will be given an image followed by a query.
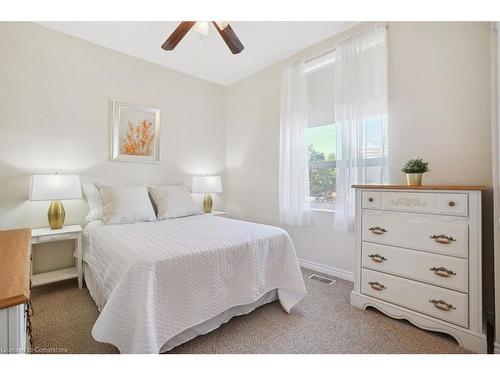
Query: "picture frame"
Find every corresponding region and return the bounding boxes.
[111,99,161,163]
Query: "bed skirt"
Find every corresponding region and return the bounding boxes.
[84,263,107,312]
[83,262,279,353]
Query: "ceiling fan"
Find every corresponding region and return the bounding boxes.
[161,21,244,54]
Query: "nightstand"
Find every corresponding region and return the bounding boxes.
[31,225,83,289]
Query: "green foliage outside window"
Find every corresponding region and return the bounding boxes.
[308,144,336,203]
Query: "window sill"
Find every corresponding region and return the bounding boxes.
[310,208,336,214]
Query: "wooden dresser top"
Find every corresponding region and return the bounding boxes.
[351,184,486,191]
[0,228,31,309]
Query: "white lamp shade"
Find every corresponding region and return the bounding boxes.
[30,174,82,201]
[192,176,222,194]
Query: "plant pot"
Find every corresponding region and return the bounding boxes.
[406,173,423,186]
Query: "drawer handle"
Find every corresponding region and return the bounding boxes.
[368,197,374,202]
[448,201,455,207]
[429,299,456,311]
[368,226,387,235]
[430,234,456,244]
[430,266,456,277]
[368,254,387,263]
[368,281,386,290]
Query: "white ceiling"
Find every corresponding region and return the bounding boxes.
[36,21,356,86]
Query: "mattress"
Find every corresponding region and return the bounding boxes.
[83,215,306,353]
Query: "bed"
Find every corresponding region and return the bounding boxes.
[83,214,307,353]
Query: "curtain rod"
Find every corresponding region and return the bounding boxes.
[304,23,388,64]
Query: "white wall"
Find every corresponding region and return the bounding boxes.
[388,22,491,185]
[226,22,493,281]
[0,22,226,271]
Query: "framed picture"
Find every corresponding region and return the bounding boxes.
[111,99,161,163]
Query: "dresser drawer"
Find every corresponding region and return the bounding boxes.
[362,192,383,209]
[362,211,468,258]
[362,191,468,216]
[361,242,468,292]
[361,268,468,327]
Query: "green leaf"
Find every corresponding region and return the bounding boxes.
[401,158,430,174]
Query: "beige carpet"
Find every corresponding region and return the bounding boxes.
[30,268,468,354]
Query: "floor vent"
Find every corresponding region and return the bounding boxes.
[308,274,336,285]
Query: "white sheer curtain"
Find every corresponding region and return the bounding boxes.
[279,60,312,226]
[334,25,389,232]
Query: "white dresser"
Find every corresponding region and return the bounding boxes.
[350,185,486,353]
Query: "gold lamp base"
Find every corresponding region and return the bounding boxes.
[48,200,65,229]
[203,194,213,213]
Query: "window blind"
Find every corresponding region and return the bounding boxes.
[306,64,335,128]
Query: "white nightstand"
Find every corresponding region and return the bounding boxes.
[31,225,83,289]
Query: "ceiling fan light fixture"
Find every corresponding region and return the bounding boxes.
[194,21,209,36]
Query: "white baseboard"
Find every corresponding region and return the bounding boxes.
[298,258,354,282]
[495,342,500,354]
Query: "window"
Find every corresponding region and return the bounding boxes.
[306,54,337,211]
[307,124,337,209]
[359,115,388,184]
[305,51,387,211]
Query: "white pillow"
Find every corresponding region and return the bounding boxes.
[148,184,202,220]
[99,185,157,224]
[82,183,103,222]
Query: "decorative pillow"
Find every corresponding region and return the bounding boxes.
[82,183,104,222]
[99,185,157,224]
[148,184,202,220]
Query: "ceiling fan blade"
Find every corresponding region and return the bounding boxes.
[212,22,244,54]
[161,21,196,50]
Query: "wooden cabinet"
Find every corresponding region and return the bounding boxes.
[0,229,31,354]
[351,185,486,353]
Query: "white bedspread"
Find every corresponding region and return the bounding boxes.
[83,215,306,353]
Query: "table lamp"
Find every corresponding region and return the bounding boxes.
[192,175,222,213]
[29,173,82,229]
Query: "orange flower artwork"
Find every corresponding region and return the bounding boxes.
[112,100,160,162]
[121,120,154,156]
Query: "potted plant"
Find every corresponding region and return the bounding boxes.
[401,158,429,186]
